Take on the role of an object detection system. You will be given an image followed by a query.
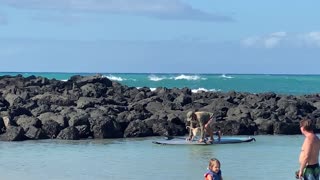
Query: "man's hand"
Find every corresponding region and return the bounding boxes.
[298,170,303,179]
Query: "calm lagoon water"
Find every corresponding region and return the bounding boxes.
[0,135,307,180]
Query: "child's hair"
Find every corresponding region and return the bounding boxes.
[208,158,221,169]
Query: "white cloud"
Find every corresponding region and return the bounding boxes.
[302,31,320,47]
[241,31,288,48]
[270,31,287,37]
[241,31,287,48]
[0,0,234,22]
[263,32,287,48]
[242,31,320,48]
[241,36,260,47]
[264,37,281,48]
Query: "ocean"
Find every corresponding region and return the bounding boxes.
[0,72,318,180]
[1,72,320,95]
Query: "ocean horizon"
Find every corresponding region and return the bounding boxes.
[3,71,320,75]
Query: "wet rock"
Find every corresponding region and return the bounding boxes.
[57,126,80,140]
[0,126,25,141]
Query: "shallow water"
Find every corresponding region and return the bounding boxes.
[0,135,307,180]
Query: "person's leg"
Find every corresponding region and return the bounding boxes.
[214,131,221,141]
[205,124,214,142]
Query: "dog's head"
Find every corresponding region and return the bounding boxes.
[186,111,195,122]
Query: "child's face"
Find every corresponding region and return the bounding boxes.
[210,163,220,173]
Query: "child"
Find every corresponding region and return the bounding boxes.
[204,158,223,180]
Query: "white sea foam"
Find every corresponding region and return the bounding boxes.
[220,74,234,79]
[61,79,68,82]
[173,74,205,80]
[103,75,125,81]
[136,87,156,91]
[209,88,221,92]
[191,88,208,93]
[148,75,166,81]
[191,88,220,93]
[137,87,219,93]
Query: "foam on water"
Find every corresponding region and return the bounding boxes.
[148,75,166,81]
[103,75,125,81]
[220,74,234,79]
[172,74,204,80]
[191,88,220,93]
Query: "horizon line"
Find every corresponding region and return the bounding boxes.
[1,71,320,76]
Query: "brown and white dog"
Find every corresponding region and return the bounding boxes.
[186,111,215,142]
[186,126,201,141]
[186,125,221,142]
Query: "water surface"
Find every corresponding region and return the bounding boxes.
[0,135,305,180]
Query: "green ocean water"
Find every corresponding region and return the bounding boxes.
[1,72,320,95]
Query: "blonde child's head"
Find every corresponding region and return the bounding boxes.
[208,158,221,173]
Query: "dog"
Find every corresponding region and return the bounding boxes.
[186,126,201,141]
[186,111,214,142]
[186,125,221,142]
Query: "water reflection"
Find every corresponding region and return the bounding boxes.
[186,145,216,162]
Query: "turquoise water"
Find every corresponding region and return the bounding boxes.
[0,135,305,180]
[1,72,320,95]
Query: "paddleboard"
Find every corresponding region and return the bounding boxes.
[152,136,256,145]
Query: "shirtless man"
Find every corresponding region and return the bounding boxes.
[298,119,320,180]
[186,111,220,143]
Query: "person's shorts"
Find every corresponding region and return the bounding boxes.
[304,163,320,180]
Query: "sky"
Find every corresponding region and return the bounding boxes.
[0,0,320,74]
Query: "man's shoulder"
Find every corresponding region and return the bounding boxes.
[314,135,320,143]
[305,134,320,144]
[310,134,320,140]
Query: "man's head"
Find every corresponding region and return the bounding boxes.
[300,119,314,132]
[187,111,195,122]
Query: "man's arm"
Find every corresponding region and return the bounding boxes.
[299,139,312,178]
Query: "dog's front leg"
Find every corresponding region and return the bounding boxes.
[186,124,194,141]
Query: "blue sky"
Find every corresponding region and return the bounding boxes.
[0,0,320,74]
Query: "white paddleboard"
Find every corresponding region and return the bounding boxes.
[152,137,256,145]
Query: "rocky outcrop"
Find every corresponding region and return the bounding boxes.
[1,74,320,141]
